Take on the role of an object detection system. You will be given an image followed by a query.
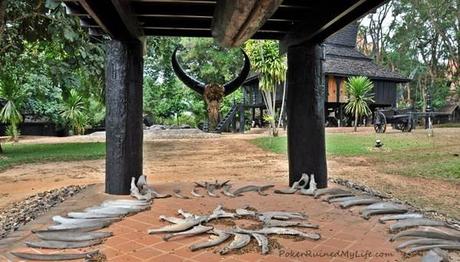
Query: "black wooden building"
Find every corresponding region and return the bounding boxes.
[242,22,410,127]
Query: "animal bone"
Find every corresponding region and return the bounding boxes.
[189,230,231,251]
[339,198,380,208]
[390,227,460,242]
[328,195,366,203]
[263,219,319,229]
[252,233,269,255]
[163,225,214,241]
[235,227,320,240]
[130,177,152,201]
[85,205,148,214]
[219,233,252,255]
[11,251,100,261]
[148,217,204,234]
[178,209,196,219]
[314,188,351,198]
[379,213,424,223]
[207,205,237,221]
[322,193,356,201]
[48,221,112,230]
[259,211,306,220]
[404,244,460,255]
[191,186,204,197]
[222,185,236,197]
[67,212,122,219]
[299,174,317,196]
[32,226,104,234]
[173,189,190,199]
[232,185,274,196]
[396,238,460,250]
[52,216,121,224]
[34,231,112,242]
[361,202,408,211]
[389,219,446,233]
[274,181,300,194]
[206,184,220,198]
[421,248,448,262]
[236,208,256,217]
[25,239,103,249]
[159,215,187,224]
[101,200,150,207]
[361,209,408,219]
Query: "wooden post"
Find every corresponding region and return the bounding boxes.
[105,40,144,195]
[286,43,327,188]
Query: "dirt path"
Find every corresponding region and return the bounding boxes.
[1,131,459,220]
[0,134,288,209]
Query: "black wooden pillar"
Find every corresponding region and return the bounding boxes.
[105,40,144,195]
[286,43,327,188]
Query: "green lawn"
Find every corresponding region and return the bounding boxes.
[251,132,460,180]
[0,143,106,171]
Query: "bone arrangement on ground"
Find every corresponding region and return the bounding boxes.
[10,182,154,261]
[147,205,320,255]
[304,179,460,260]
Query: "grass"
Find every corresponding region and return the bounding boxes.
[251,132,460,180]
[0,142,106,171]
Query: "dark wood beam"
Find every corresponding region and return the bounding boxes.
[142,28,284,39]
[105,40,144,195]
[212,0,282,47]
[286,43,327,188]
[78,0,142,40]
[111,0,144,38]
[280,0,386,52]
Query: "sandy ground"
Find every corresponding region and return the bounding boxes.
[0,128,459,220]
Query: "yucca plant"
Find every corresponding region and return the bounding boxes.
[345,76,375,132]
[60,89,87,135]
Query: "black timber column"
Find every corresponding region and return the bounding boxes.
[105,40,144,195]
[286,43,327,188]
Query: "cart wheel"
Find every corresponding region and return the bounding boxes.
[374,112,386,133]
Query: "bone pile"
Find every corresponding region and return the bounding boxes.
[309,187,460,260]
[147,205,321,255]
[10,176,158,261]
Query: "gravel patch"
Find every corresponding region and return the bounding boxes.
[89,128,219,140]
[0,185,85,239]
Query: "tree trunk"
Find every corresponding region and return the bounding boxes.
[354,110,358,132]
[0,143,3,154]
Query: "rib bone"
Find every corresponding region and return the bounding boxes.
[25,239,102,249]
[219,233,251,255]
[189,230,231,251]
[389,219,446,233]
[252,233,269,255]
[379,213,424,223]
[148,217,203,234]
[314,188,351,198]
[390,227,460,242]
[34,231,112,242]
[163,225,213,241]
[11,251,100,261]
[339,198,380,208]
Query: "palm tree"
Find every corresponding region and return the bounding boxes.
[0,73,26,143]
[245,40,286,136]
[345,76,375,132]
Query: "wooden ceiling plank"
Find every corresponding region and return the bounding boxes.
[111,0,144,38]
[280,0,385,52]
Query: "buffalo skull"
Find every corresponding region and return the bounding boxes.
[171,48,250,131]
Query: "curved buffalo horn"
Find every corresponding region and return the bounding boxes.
[171,48,205,95]
[223,49,250,96]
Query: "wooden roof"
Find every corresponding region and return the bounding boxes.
[62,0,386,49]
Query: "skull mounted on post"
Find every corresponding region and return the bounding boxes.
[171,48,250,131]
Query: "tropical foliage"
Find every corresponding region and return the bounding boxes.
[244,40,287,136]
[0,69,27,141]
[345,76,375,132]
